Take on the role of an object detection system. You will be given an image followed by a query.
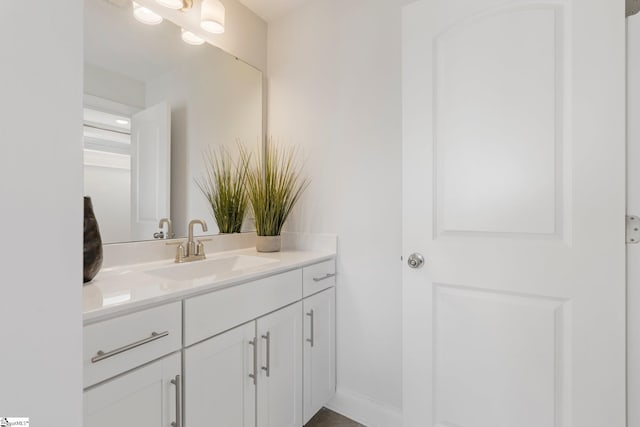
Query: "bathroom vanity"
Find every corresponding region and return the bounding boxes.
[83,244,336,427]
[81,2,335,424]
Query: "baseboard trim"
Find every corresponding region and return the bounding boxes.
[326,388,403,427]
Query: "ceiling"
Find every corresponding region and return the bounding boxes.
[237,0,310,23]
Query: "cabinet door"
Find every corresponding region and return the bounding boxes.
[84,352,180,427]
[257,302,303,427]
[184,322,256,427]
[303,288,336,424]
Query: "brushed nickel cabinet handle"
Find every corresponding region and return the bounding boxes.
[306,310,315,347]
[91,331,169,363]
[261,332,271,377]
[312,273,336,282]
[248,338,258,385]
[170,374,181,427]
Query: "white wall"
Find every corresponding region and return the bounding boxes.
[147,50,262,236]
[84,163,132,243]
[0,1,82,425]
[268,1,408,425]
[84,63,146,109]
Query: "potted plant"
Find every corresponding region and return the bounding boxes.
[245,141,309,252]
[196,146,250,234]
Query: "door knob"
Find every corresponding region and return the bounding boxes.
[407,253,425,269]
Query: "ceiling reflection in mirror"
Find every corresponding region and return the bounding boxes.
[83,0,263,244]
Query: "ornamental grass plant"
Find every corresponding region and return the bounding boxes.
[196,146,250,233]
[245,141,309,237]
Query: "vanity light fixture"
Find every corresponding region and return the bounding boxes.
[155,0,193,10]
[132,1,163,25]
[181,28,205,45]
[200,0,225,34]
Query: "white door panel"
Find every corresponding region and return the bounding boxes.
[403,0,625,426]
[131,101,170,241]
[433,286,565,427]
[435,6,559,236]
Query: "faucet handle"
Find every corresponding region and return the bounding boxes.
[166,241,186,263]
[175,243,185,263]
[196,239,211,257]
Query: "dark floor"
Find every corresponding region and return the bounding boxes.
[304,408,365,427]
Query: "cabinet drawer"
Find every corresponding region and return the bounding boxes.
[303,260,336,297]
[184,269,302,346]
[84,302,182,388]
[84,353,180,427]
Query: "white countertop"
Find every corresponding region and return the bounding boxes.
[83,247,336,324]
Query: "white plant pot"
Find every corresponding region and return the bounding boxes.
[256,235,281,253]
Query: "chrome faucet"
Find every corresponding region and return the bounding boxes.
[155,218,173,239]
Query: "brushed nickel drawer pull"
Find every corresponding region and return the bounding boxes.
[312,273,336,282]
[306,310,315,347]
[91,331,169,363]
[170,374,182,427]
[249,338,258,385]
[261,332,271,377]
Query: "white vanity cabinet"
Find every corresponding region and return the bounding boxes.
[303,287,336,424]
[184,302,303,427]
[183,269,304,427]
[257,302,304,427]
[84,255,336,427]
[84,352,181,427]
[184,322,256,427]
[83,302,182,388]
[83,302,183,427]
[302,259,336,297]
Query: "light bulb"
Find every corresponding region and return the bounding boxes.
[201,0,225,34]
[133,2,163,25]
[155,0,183,9]
[181,29,205,45]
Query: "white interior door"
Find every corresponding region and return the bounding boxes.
[402,1,626,426]
[131,101,171,241]
[628,12,640,427]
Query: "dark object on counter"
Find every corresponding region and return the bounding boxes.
[84,196,103,283]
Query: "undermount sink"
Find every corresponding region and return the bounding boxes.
[146,255,278,281]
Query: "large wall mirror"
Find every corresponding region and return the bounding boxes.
[83,0,262,244]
